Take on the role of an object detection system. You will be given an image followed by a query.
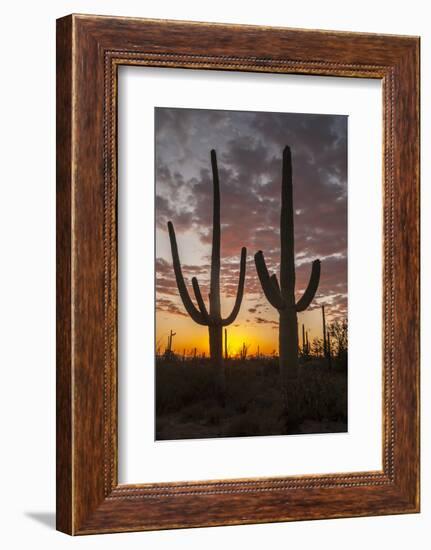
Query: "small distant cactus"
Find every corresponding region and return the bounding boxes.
[321,305,332,368]
[302,324,306,355]
[322,305,327,355]
[239,342,249,361]
[164,329,176,359]
[255,146,321,391]
[168,150,247,391]
[301,324,310,359]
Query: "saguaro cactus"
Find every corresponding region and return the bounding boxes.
[164,329,176,359]
[321,304,332,368]
[168,149,247,385]
[322,305,327,357]
[327,331,332,365]
[254,146,321,388]
[302,323,307,357]
[239,343,249,361]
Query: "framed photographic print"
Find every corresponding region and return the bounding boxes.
[56,14,420,534]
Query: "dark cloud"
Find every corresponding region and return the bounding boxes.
[255,317,278,325]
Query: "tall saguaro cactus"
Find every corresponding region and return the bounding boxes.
[167,149,247,384]
[254,146,321,389]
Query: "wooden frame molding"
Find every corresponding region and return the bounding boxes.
[56,14,420,534]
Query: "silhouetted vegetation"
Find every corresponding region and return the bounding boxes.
[156,354,347,440]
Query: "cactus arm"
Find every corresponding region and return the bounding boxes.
[192,277,210,322]
[295,259,321,312]
[222,247,247,326]
[167,221,208,325]
[254,251,285,310]
[270,273,281,295]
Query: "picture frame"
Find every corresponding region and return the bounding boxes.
[56,14,420,535]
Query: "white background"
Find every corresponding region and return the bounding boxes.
[0,1,428,548]
[118,68,382,483]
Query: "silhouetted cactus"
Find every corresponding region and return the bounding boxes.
[326,330,332,366]
[302,324,306,356]
[321,305,332,368]
[239,343,249,361]
[168,150,247,391]
[255,146,321,390]
[164,329,176,359]
[301,324,310,359]
[322,305,327,356]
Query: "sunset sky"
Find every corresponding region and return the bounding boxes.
[155,107,347,357]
